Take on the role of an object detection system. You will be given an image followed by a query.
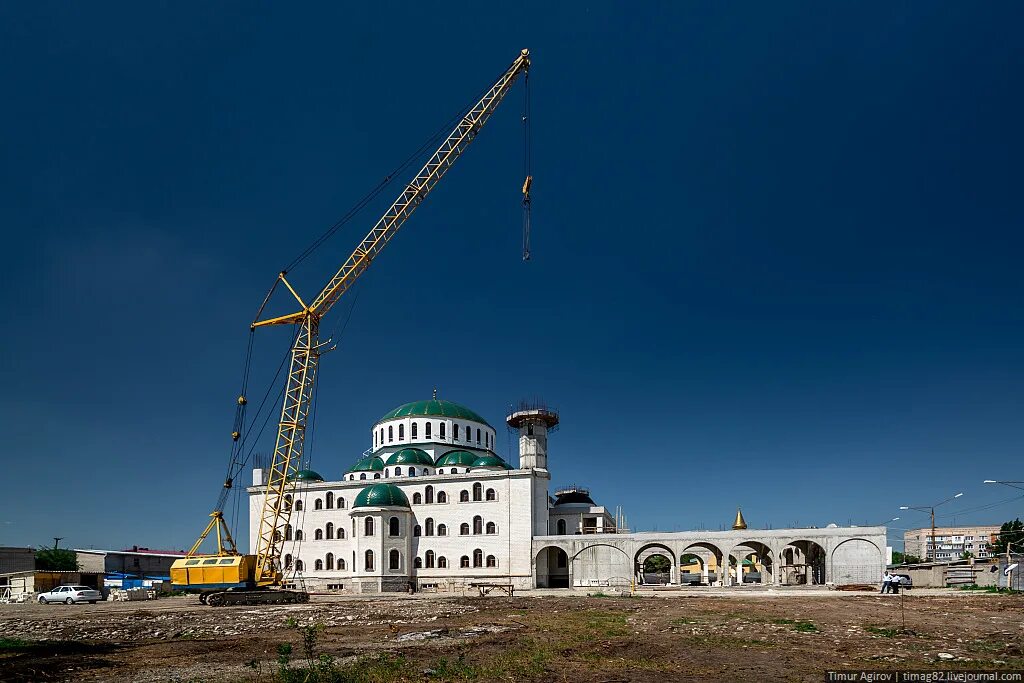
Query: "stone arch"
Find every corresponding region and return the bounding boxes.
[681,542,727,586]
[635,543,676,586]
[831,538,883,585]
[731,540,775,585]
[779,539,827,585]
[535,545,570,588]
[570,543,632,588]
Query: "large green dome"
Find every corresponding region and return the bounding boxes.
[378,399,491,427]
[435,450,479,467]
[289,469,324,482]
[353,483,410,508]
[347,456,384,473]
[385,448,434,467]
[471,455,513,470]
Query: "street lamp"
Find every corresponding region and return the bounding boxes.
[900,492,964,561]
[983,480,1024,586]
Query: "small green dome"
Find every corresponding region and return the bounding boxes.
[378,399,491,428]
[346,456,384,473]
[471,455,512,470]
[289,469,324,482]
[353,483,410,508]
[435,450,479,467]
[385,448,434,467]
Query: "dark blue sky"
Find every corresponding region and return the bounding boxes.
[2,3,1021,552]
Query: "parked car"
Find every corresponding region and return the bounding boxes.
[893,574,913,589]
[37,585,102,604]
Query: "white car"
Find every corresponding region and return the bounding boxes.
[37,585,103,604]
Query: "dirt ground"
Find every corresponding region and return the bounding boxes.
[1,589,1021,682]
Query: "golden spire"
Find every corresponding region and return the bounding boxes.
[732,507,748,530]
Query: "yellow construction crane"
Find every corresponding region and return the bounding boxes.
[171,49,531,606]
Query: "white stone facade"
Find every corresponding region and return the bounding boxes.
[248,399,888,592]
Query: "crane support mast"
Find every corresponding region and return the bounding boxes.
[248,49,531,587]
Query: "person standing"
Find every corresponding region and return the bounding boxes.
[881,571,892,594]
[890,574,901,594]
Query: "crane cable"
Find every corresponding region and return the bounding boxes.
[522,70,532,261]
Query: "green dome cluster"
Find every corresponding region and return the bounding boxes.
[346,456,384,473]
[435,450,478,467]
[289,469,324,482]
[471,455,513,470]
[353,483,411,508]
[385,448,434,467]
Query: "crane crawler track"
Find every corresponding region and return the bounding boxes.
[204,590,309,607]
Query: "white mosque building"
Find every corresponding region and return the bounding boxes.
[249,398,886,593]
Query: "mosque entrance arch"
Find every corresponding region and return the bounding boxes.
[535,546,570,588]
[780,540,826,585]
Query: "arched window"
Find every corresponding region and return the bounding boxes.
[473,549,483,568]
[338,527,345,539]
[460,490,469,503]
[359,473,367,480]
[425,422,432,438]
[338,497,346,509]
[437,523,447,536]
[296,529,304,541]
[460,555,470,568]
[365,550,374,571]
[486,555,497,568]
[413,525,421,537]
[453,423,459,440]
[557,519,566,535]
[476,428,481,444]
[438,556,448,569]
[326,553,334,571]
[460,523,470,536]
[315,498,323,510]
[473,516,483,535]
[295,559,304,571]
[408,468,416,477]
[465,425,471,441]
[425,518,434,536]
[414,557,422,569]
[440,422,446,439]
[295,499,303,511]
[315,559,324,571]
[380,428,384,444]
[285,524,293,541]
[373,473,380,479]
[389,549,400,570]
[395,467,403,476]
[426,550,435,568]
[274,529,282,542]
[438,491,448,504]
[388,425,393,442]
[284,494,292,510]
[438,468,444,475]
[486,488,496,501]
[389,517,400,537]
[325,522,334,540]
[284,554,292,568]
[339,557,346,570]
[398,424,404,440]
[486,522,496,535]
[326,492,334,509]
[364,517,374,536]
[411,422,418,439]
[315,528,323,541]
[425,485,434,504]
[413,492,422,504]
[473,483,482,502]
